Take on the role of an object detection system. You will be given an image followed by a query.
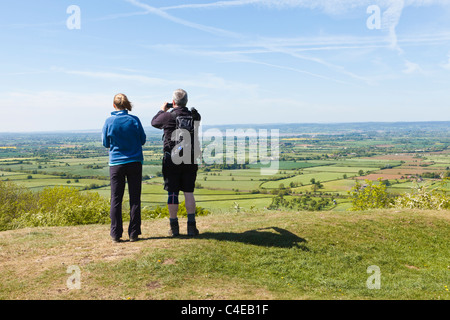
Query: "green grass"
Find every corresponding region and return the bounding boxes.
[296,179,357,194]
[261,172,353,189]
[0,209,448,300]
[139,183,273,211]
[252,161,328,170]
[303,166,375,173]
[329,159,403,168]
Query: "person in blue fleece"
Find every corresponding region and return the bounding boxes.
[102,93,146,243]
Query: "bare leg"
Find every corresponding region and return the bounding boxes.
[168,204,179,219]
[184,192,199,236]
[184,192,196,214]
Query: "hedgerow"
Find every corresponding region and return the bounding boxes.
[16,186,110,228]
[0,180,210,231]
[349,178,450,211]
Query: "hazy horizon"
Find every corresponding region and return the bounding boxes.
[1,119,449,135]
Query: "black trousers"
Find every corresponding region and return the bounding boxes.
[109,162,142,239]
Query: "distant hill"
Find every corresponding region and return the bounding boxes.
[144,121,450,136]
[1,121,448,137]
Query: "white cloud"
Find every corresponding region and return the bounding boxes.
[381,0,405,52]
[56,67,258,93]
[402,60,422,74]
[124,0,241,38]
[1,90,111,132]
[441,53,450,70]
[153,0,450,53]
[60,68,175,87]
[0,67,261,132]
[159,0,449,14]
[121,0,450,86]
[160,0,262,11]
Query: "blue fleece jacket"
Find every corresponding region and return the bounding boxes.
[102,110,146,166]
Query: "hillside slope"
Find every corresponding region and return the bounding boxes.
[0,209,448,300]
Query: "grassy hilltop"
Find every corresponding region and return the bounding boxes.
[0,209,448,300]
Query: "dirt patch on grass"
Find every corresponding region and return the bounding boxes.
[146,281,162,290]
[378,167,443,175]
[355,173,403,180]
[0,220,171,287]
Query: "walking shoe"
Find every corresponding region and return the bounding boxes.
[187,221,199,236]
[111,236,121,243]
[130,236,139,242]
[169,220,180,237]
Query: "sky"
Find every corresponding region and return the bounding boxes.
[1,0,450,132]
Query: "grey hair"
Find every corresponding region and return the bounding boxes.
[173,89,188,107]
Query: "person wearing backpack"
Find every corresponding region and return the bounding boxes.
[151,89,201,237]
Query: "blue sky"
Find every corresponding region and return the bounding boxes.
[1,0,450,132]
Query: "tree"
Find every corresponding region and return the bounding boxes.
[348,178,392,211]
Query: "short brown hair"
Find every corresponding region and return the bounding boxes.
[114,93,133,111]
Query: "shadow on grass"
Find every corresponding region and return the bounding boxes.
[198,227,308,250]
[136,227,307,250]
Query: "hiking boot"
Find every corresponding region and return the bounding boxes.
[187,221,199,236]
[169,220,180,237]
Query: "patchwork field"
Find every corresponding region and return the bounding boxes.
[1,124,449,214]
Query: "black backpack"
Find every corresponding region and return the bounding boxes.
[170,108,201,161]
